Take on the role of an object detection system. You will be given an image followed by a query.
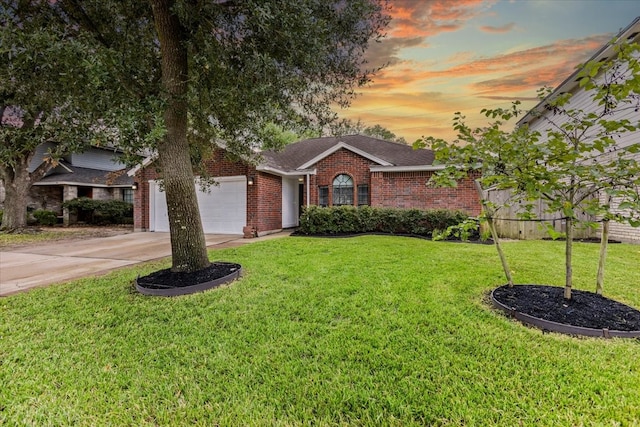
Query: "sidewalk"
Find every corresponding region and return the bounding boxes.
[0,231,290,296]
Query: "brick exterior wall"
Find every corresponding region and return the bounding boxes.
[245,172,282,236]
[370,171,481,216]
[313,149,374,206]
[134,149,282,235]
[134,147,483,236]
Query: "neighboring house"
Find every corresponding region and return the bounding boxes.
[0,142,134,224]
[515,16,640,243]
[132,135,481,237]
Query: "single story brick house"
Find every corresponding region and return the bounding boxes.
[132,135,481,237]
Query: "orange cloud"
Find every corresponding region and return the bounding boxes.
[366,0,496,72]
[479,22,516,33]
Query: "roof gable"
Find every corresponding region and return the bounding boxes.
[261,134,435,173]
[297,141,393,169]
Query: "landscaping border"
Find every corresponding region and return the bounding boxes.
[490,288,640,339]
[135,262,242,297]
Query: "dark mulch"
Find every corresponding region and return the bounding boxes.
[137,262,241,289]
[541,237,622,244]
[493,285,640,332]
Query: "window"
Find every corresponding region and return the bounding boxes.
[318,186,328,207]
[122,188,134,204]
[332,174,353,206]
[357,184,369,206]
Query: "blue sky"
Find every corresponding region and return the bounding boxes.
[340,0,640,141]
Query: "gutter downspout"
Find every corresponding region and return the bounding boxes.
[306,173,310,207]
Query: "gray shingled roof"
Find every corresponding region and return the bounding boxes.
[36,164,133,187]
[261,134,434,171]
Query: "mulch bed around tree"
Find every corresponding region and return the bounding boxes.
[137,262,241,290]
[492,285,640,332]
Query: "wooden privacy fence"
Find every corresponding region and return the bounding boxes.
[484,188,596,240]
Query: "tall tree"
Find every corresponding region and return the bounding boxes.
[54,0,390,273]
[332,117,407,143]
[0,2,109,231]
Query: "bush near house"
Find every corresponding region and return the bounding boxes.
[32,209,58,226]
[298,205,469,236]
[62,198,133,225]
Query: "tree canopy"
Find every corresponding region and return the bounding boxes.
[0,2,113,230]
[47,0,391,272]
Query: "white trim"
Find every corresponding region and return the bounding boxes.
[32,181,133,188]
[57,163,73,173]
[127,154,157,176]
[369,164,447,172]
[195,175,247,184]
[297,141,393,170]
[256,165,316,176]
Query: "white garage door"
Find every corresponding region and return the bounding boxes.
[150,176,246,234]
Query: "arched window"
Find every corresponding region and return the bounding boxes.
[332,174,353,206]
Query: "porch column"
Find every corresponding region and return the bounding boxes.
[62,185,77,227]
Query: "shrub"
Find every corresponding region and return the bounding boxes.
[33,209,58,226]
[298,206,469,237]
[62,198,133,225]
[431,218,480,242]
[0,210,3,223]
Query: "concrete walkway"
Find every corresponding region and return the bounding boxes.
[0,231,290,296]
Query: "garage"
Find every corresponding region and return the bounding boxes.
[150,176,247,234]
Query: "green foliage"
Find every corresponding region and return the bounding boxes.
[32,210,58,226]
[62,198,133,225]
[0,3,120,230]
[332,118,407,143]
[432,218,480,242]
[298,205,468,236]
[415,40,640,298]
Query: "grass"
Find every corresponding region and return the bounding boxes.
[1,236,639,426]
[0,226,130,248]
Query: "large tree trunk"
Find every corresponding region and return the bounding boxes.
[0,165,30,231]
[0,155,50,231]
[564,217,574,300]
[151,0,210,273]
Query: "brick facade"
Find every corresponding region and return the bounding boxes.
[134,146,482,237]
[313,150,374,206]
[370,171,481,215]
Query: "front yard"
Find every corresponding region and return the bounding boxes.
[1,236,639,425]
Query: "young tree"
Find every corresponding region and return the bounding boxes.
[53,0,390,273]
[0,3,110,231]
[414,105,526,286]
[518,41,640,299]
[416,41,640,300]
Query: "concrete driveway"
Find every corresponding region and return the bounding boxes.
[0,231,287,296]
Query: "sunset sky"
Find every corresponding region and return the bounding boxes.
[339,0,640,142]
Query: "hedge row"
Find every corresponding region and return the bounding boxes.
[62,198,133,225]
[297,205,470,236]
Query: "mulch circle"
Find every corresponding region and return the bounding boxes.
[136,262,242,297]
[491,284,640,338]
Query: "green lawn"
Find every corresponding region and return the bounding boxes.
[1,236,639,426]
